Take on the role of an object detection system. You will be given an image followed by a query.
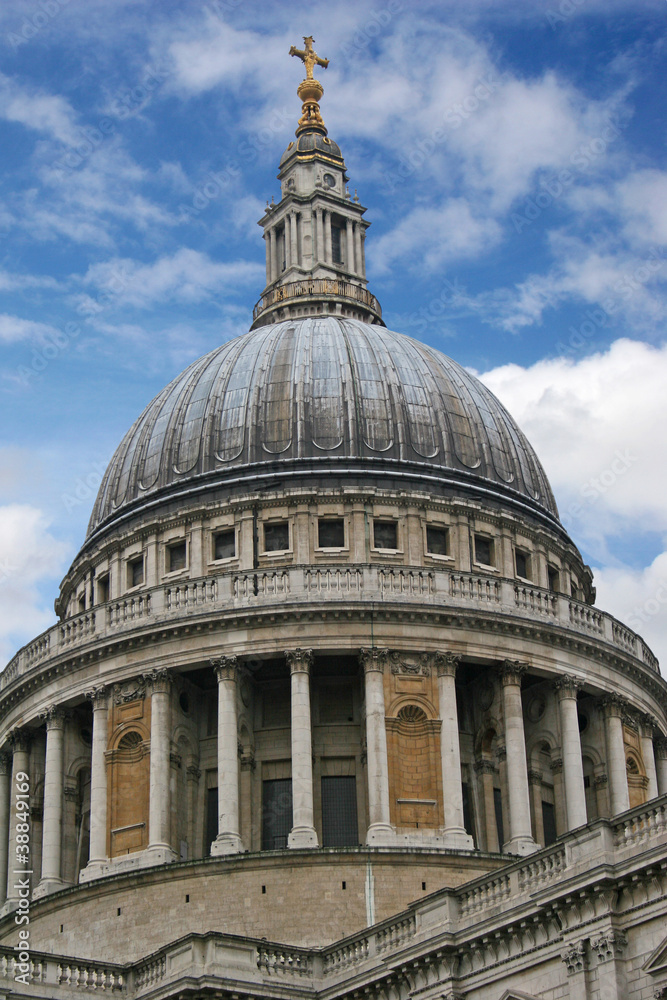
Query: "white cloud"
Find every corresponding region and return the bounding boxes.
[0,72,78,144]
[0,505,67,667]
[0,314,63,343]
[594,554,667,674]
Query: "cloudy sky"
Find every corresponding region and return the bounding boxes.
[0,0,666,670]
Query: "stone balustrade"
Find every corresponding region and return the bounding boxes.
[1,566,660,694]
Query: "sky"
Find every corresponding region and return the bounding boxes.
[0,0,666,672]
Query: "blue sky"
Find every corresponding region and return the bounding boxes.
[1,0,666,669]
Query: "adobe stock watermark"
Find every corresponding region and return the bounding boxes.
[512,117,626,233]
[61,461,109,514]
[7,0,71,49]
[340,0,404,60]
[555,248,665,358]
[560,448,637,530]
[546,0,588,30]
[382,74,505,192]
[12,769,32,986]
[627,582,667,631]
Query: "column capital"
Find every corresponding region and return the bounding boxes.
[499,659,529,685]
[590,929,627,963]
[527,768,543,785]
[40,706,67,731]
[359,647,388,674]
[435,651,460,678]
[474,756,496,776]
[561,939,587,976]
[551,756,564,774]
[286,648,314,675]
[495,742,507,764]
[85,684,108,708]
[186,764,201,782]
[211,655,238,683]
[639,713,659,739]
[143,668,172,694]
[553,674,582,700]
[7,728,31,754]
[600,694,628,719]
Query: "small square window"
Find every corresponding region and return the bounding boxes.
[474,535,494,566]
[264,521,289,552]
[168,541,187,573]
[548,566,560,592]
[426,526,449,556]
[128,557,144,588]
[515,549,531,580]
[214,529,236,560]
[374,520,397,550]
[318,519,344,548]
[97,574,109,604]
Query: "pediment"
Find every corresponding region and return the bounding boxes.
[499,991,542,1000]
[643,932,667,974]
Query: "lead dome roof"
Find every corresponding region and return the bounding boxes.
[87,318,559,540]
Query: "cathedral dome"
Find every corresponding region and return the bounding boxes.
[279,131,344,166]
[87,317,558,541]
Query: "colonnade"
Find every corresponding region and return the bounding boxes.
[0,654,665,908]
[264,209,365,281]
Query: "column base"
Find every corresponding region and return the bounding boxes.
[32,877,67,899]
[79,846,178,883]
[210,832,244,856]
[365,822,395,847]
[441,827,475,850]
[287,825,319,848]
[0,898,19,918]
[503,835,539,856]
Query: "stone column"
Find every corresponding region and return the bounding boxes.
[554,675,588,830]
[435,653,473,848]
[5,731,31,908]
[499,660,537,855]
[354,223,363,277]
[315,208,323,264]
[324,210,333,265]
[290,212,299,268]
[346,218,354,272]
[145,669,175,858]
[269,227,277,283]
[591,929,628,1000]
[528,769,545,847]
[240,749,255,850]
[264,233,271,284]
[0,752,11,906]
[475,758,499,852]
[561,940,589,1000]
[35,707,66,896]
[82,687,108,875]
[639,715,659,800]
[210,656,243,855]
[360,648,393,845]
[286,649,318,847]
[602,696,630,815]
[284,216,291,269]
[360,230,366,275]
[656,738,667,796]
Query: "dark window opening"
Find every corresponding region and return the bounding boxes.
[321,776,358,847]
[331,225,342,264]
[318,519,345,548]
[374,520,397,550]
[542,800,557,846]
[262,779,293,850]
[264,522,289,552]
[78,593,86,613]
[515,549,530,579]
[97,575,109,604]
[168,541,186,573]
[548,566,560,592]
[426,526,449,556]
[128,557,144,588]
[475,535,493,566]
[462,781,475,840]
[493,787,504,849]
[214,529,236,560]
[206,787,218,854]
[583,774,591,788]
[422,881,426,891]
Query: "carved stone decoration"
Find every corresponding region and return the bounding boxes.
[112,678,145,705]
[186,765,201,782]
[389,651,430,676]
[85,684,108,707]
[654,987,667,999]
[500,659,529,685]
[285,647,314,674]
[169,752,182,768]
[495,743,507,764]
[561,939,587,975]
[211,655,238,683]
[527,768,543,786]
[40,705,67,730]
[594,773,609,788]
[359,647,388,674]
[639,713,659,739]
[551,756,564,775]
[591,929,627,962]
[142,668,171,694]
[474,757,496,776]
[240,748,256,772]
[7,728,32,754]
[434,651,460,678]
[600,694,628,718]
[553,674,582,700]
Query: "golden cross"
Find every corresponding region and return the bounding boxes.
[289,35,329,80]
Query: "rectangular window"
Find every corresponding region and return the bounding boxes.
[262,779,293,850]
[206,787,218,854]
[97,574,109,604]
[461,781,475,840]
[493,786,504,849]
[426,525,449,556]
[264,521,289,552]
[262,687,291,728]
[78,593,86,613]
[542,800,557,846]
[331,225,342,264]
[515,549,530,579]
[214,529,236,560]
[475,535,494,566]
[318,518,345,548]
[128,557,144,588]
[319,683,354,723]
[374,520,397,550]
[321,776,358,847]
[548,566,560,592]
[168,541,187,573]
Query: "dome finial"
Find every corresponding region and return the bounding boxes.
[289,35,329,136]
